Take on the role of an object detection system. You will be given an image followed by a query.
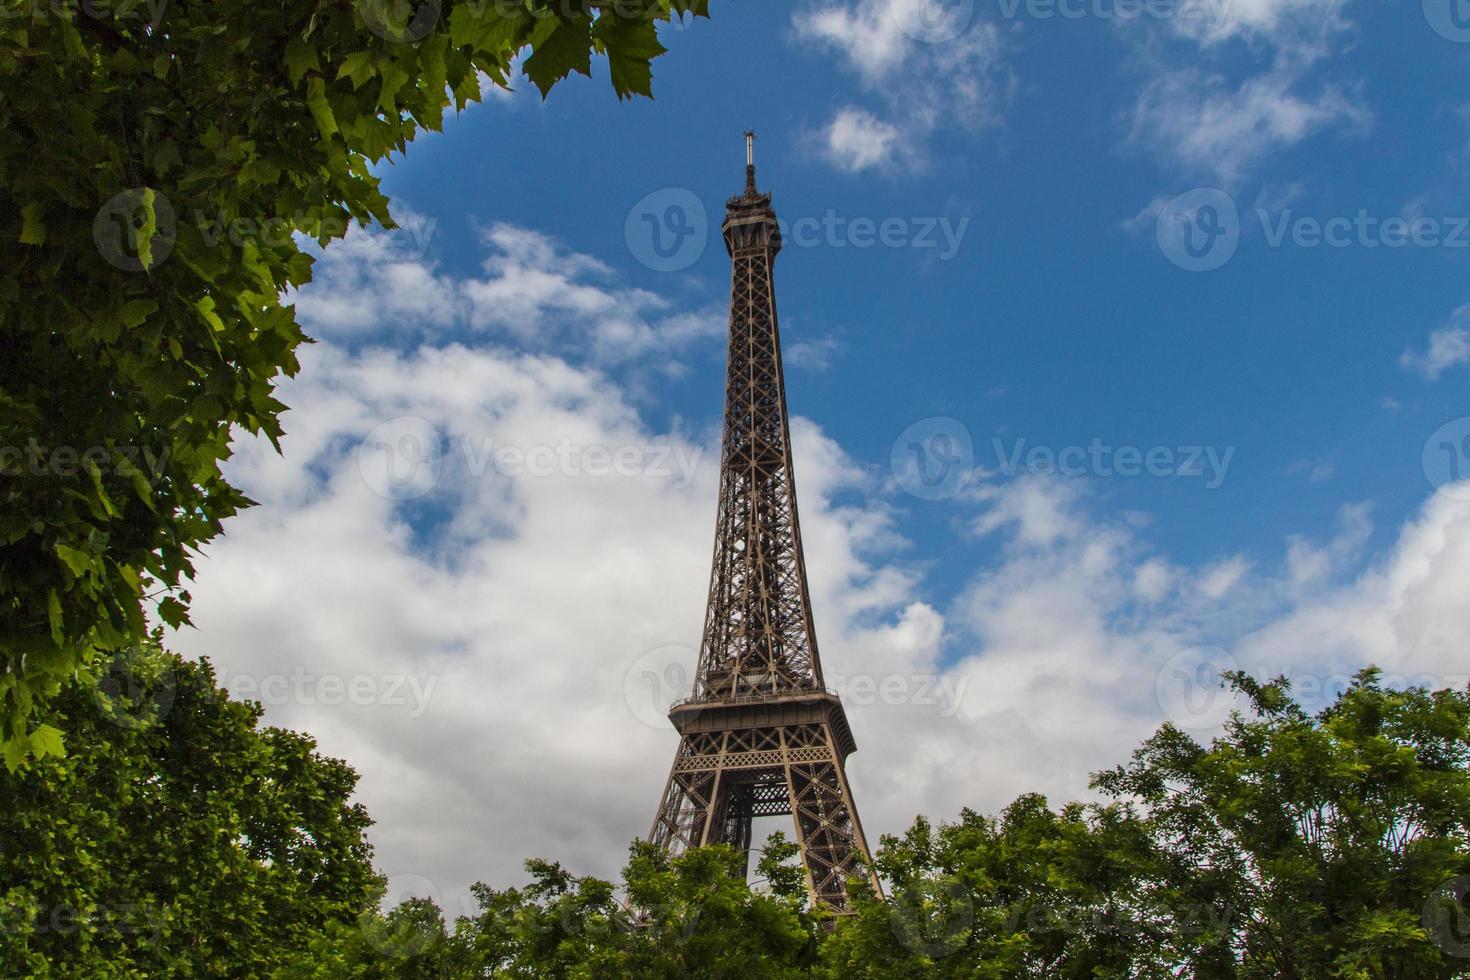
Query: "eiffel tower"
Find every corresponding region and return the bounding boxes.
[648,134,881,911]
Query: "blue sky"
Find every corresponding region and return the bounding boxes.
[171,0,1470,912]
[375,0,1469,586]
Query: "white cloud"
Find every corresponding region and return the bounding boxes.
[820,106,906,173]
[785,332,844,372]
[1401,304,1470,381]
[1128,52,1366,184]
[1122,0,1366,184]
[174,222,1470,921]
[1168,0,1349,45]
[1197,554,1250,598]
[291,219,723,366]
[793,0,1008,172]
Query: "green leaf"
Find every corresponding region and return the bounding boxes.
[338,51,377,90]
[157,596,188,628]
[523,16,593,99]
[1,739,25,773]
[285,38,319,87]
[597,16,666,101]
[54,544,93,579]
[120,298,158,328]
[46,590,63,647]
[305,76,339,139]
[195,295,227,333]
[19,202,45,245]
[28,724,64,760]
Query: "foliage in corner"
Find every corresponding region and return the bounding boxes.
[0,637,382,977]
[0,0,711,765]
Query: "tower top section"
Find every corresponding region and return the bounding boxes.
[724,130,779,254]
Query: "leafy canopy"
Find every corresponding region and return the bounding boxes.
[4,663,1466,974]
[0,637,382,977]
[0,0,710,766]
[280,670,1470,977]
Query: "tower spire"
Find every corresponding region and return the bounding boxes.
[647,138,880,912]
[744,130,757,197]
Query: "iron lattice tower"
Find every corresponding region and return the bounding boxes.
[648,134,881,911]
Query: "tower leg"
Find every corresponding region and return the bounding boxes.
[648,720,878,911]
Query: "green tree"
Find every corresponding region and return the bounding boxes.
[281,840,818,978]
[823,668,1470,978]
[818,800,1162,979]
[1095,668,1470,978]
[0,637,383,977]
[0,0,709,766]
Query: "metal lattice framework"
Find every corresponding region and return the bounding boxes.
[648,135,880,911]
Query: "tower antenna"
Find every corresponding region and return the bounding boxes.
[744,130,757,196]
